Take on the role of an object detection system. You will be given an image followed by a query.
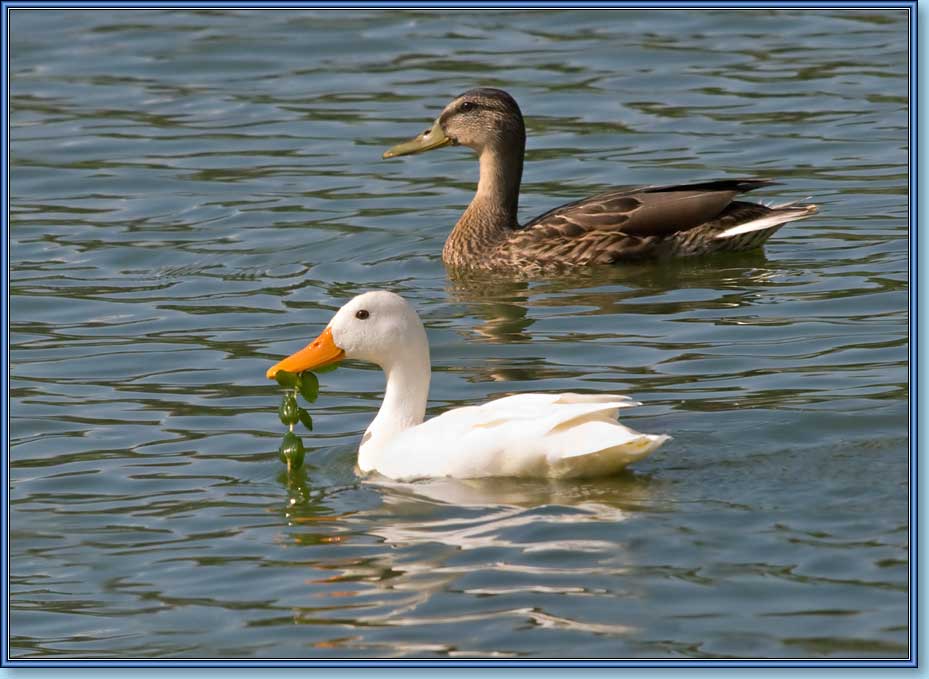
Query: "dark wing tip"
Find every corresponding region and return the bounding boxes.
[734,178,780,192]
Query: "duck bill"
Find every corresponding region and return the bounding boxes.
[382,119,451,159]
[266,327,345,380]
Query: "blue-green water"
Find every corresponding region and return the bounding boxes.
[9,9,909,660]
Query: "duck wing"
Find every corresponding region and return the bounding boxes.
[522,178,775,238]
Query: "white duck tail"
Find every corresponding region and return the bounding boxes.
[540,397,671,479]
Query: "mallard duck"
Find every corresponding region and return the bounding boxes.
[266,291,669,480]
[383,88,818,273]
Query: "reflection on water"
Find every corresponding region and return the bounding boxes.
[278,475,652,656]
[446,274,535,344]
[371,471,656,510]
[10,8,908,660]
[446,251,781,345]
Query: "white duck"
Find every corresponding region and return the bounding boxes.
[266,291,670,481]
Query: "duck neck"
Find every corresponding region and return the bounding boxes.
[358,335,431,471]
[444,143,524,265]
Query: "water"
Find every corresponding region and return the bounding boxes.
[9,9,910,660]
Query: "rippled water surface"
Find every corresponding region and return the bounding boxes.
[9,9,910,660]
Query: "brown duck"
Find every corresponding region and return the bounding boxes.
[383,88,818,273]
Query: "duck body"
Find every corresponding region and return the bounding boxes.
[360,393,667,481]
[444,178,816,272]
[267,291,669,481]
[384,88,818,273]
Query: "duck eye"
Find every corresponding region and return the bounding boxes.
[355,309,370,320]
[460,101,475,113]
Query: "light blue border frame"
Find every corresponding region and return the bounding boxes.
[1,0,7,671]
[1,0,917,668]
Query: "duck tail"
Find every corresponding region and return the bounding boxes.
[714,201,819,240]
[548,428,670,479]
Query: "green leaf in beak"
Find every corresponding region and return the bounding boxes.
[274,369,299,389]
[299,371,320,403]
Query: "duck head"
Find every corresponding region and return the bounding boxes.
[383,88,526,159]
[266,291,428,379]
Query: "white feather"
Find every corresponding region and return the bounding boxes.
[715,204,818,240]
[369,392,669,480]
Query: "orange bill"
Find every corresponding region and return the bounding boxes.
[266,327,345,380]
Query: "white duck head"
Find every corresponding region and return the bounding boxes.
[267,291,432,460]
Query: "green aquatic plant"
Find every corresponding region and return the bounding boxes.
[273,368,333,472]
